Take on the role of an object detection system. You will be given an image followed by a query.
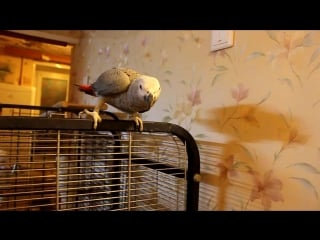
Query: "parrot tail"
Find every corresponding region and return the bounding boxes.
[73,84,96,96]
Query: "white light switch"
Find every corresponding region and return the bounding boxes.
[211,30,234,51]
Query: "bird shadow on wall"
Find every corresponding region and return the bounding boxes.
[197,103,308,210]
[201,104,308,143]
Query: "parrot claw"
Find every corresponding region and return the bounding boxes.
[83,109,102,129]
[78,111,86,118]
[133,116,144,131]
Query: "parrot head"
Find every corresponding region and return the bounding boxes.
[129,75,161,113]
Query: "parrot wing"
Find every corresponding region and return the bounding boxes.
[92,67,141,96]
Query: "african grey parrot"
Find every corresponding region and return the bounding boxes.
[75,67,161,131]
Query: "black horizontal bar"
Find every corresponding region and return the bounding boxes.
[131,158,185,178]
[0,116,186,134]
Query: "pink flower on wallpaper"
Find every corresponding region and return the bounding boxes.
[160,49,168,66]
[98,46,110,60]
[280,32,291,51]
[123,43,129,55]
[141,36,147,47]
[105,46,111,58]
[266,31,307,62]
[250,170,284,210]
[218,155,238,183]
[231,83,249,102]
[187,88,201,106]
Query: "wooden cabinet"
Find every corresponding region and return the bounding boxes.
[0,82,36,115]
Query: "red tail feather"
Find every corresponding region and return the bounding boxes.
[73,84,96,96]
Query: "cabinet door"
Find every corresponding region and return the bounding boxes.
[35,70,69,107]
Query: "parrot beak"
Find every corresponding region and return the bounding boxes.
[144,93,154,106]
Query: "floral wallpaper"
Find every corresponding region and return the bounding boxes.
[70,30,320,210]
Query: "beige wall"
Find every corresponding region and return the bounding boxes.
[70,30,320,210]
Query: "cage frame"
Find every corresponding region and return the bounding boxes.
[0,104,200,211]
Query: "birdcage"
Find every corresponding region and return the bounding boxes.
[0,103,200,211]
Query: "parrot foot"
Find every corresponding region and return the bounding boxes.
[82,109,102,129]
[133,116,144,131]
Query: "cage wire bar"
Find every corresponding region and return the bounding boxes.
[0,103,200,211]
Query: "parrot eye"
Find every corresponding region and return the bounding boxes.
[139,84,142,90]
